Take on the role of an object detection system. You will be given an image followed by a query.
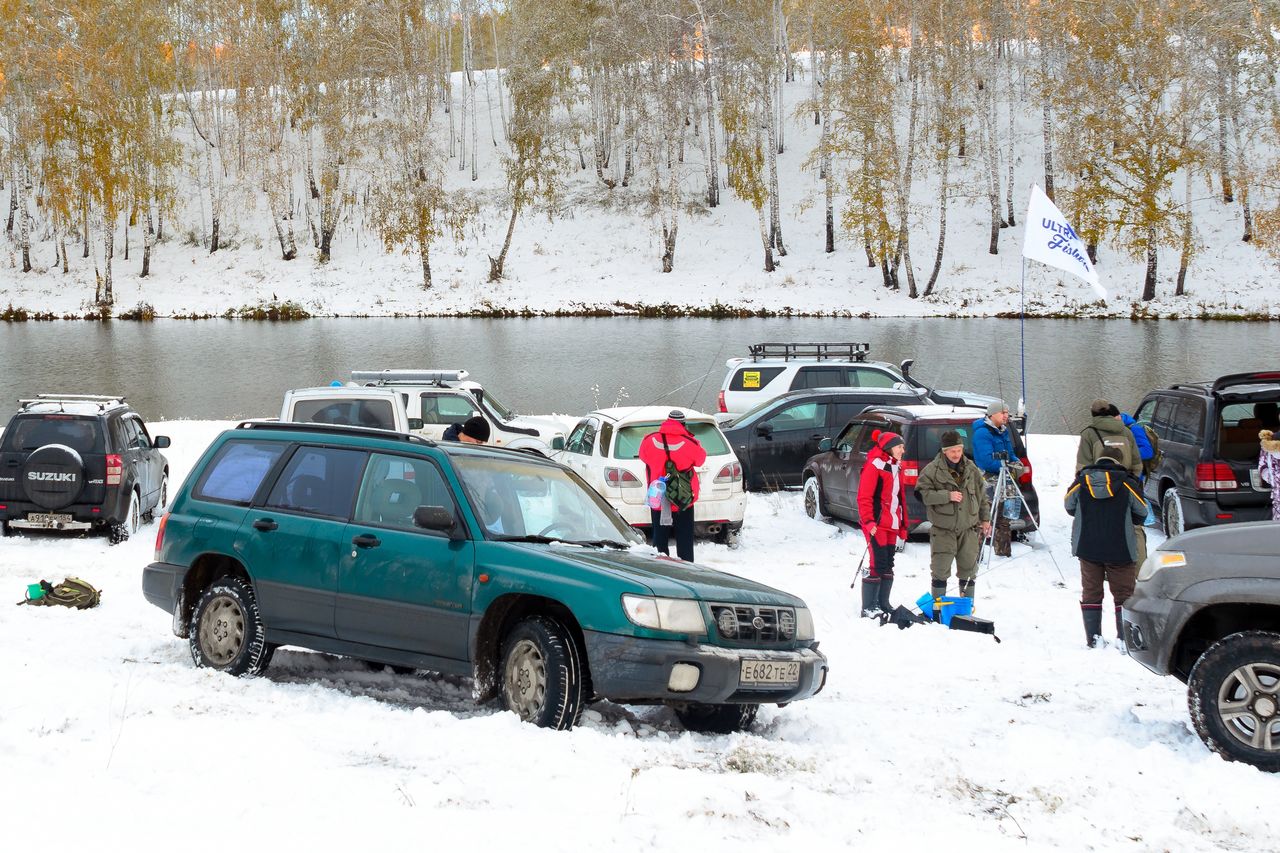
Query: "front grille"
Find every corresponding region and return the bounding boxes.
[710,603,796,644]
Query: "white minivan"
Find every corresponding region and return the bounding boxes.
[554,407,746,544]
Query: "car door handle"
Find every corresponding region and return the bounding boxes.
[352,534,381,549]
[252,518,278,532]
[810,434,825,441]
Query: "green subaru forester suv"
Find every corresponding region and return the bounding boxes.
[143,422,827,732]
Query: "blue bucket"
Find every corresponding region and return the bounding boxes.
[915,593,974,627]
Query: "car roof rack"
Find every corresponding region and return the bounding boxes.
[350,369,469,386]
[1210,372,1280,395]
[748,343,870,362]
[18,394,127,412]
[236,420,436,446]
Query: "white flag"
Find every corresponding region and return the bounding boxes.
[1022,184,1106,300]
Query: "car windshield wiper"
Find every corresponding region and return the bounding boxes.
[492,534,630,549]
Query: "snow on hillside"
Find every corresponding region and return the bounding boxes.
[0,421,1274,852]
[1,67,1276,321]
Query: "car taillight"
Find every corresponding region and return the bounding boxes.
[604,467,643,487]
[717,390,727,413]
[154,511,169,558]
[1195,462,1237,491]
[106,454,122,486]
[1018,456,1033,484]
[901,460,919,487]
[714,462,742,483]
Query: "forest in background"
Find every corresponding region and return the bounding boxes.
[1,0,1278,309]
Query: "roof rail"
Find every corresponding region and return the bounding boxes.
[748,343,870,362]
[18,394,126,412]
[236,420,436,446]
[1210,372,1280,394]
[351,369,469,385]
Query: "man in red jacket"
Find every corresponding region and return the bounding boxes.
[857,430,909,617]
[639,410,707,562]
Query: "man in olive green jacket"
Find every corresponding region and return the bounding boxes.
[918,430,992,601]
[1076,399,1146,563]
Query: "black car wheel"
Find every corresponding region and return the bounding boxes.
[803,476,827,520]
[190,578,274,677]
[1188,631,1280,772]
[1162,489,1185,537]
[673,702,759,734]
[499,616,585,730]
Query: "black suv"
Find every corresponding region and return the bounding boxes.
[719,387,930,491]
[1134,372,1280,536]
[801,404,1040,533]
[0,395,170,543]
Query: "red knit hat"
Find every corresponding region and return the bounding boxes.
[871,429,904,453]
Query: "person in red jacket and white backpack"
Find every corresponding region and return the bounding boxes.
[857,430,910,617]
[639,410,707,562]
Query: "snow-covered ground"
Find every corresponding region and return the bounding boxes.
[2,67,1276,320]
[0,422,1275,851]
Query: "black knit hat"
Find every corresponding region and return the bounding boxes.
[940,430,963,450]
[461,416,491,442]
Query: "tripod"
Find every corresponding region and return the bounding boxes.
[977,458,1065,583]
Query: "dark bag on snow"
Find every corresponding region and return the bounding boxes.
[883,605,931,629]
[949,614,1000,642]
[17,577,101,610]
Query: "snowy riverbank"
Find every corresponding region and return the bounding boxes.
[0,422,1274,851]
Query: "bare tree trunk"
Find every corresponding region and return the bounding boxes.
[491,13,508,139]
[1215,74,1233,203]
[1141,227,1157,301]
[206,145,221,253]
[982,75,1002,254]
[700,19,719,208]
[420,234,433,289]
[1177,161,1193,296]
[661,223,677,273]
[1227,75,1252,241]
[757,206,774,272]
[489,203,519,281]
[1042,100,1055,201]
[17,162,31,272]
[5,160,15,234]
[102,217,115,307]
[774,0,786,155]
[465,3,478,181]
[823,94,833,253]
[763,80,785,255]
[82,200,91,258]
[1004,40,1016,226]
[60,234,68,273]
[142,205,154,277]
[923,144,950,297]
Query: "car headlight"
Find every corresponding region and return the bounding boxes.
[1138,550,1186,582]
[795,607,815,641]
[621,595,707,634]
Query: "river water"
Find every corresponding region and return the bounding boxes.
[2,317,1274,434]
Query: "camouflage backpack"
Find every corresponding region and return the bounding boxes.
[661,437,696,509]
[18,577,101,610]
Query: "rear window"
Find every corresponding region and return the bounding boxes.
[916,422,1027,461]
[730,367,785,392]
[1217,400,1280,461]
[2,415,104,454]
[614,422,731,458]
[194,441,288,505]
[292,398,397,430]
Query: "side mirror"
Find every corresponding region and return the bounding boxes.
[551,435,565,451]
[407,418,424,431]
[818,438,832,452]
[414,505,461,539]
[153,435,171,449]
[755,423,774,439]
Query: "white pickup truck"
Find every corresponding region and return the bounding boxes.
[280,369,573,453]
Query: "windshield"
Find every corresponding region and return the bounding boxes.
[452,454,642,545]
[614,422,730,458]
[730,395,789,427]
[479,389,516,422]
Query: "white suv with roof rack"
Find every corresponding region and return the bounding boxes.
[281,369,574,453]
[717,342,1000,417]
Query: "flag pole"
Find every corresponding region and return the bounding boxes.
[1020,254,1027,422]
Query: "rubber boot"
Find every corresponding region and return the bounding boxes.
[958,578,976,613]
[1114,607,1126,647]
[877,576,895,615]
[861,578,881,618]
[1082,608,1103,648]
[929,579,947,622]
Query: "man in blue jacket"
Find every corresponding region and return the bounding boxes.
[972,400,1024,556]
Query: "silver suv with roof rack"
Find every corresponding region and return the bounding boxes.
[0,395,170,543]
[716,342,999,416]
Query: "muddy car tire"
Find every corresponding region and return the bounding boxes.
[499,616,585,730]
[190,578,274,677]
[1188,631,1280,772]
[109,489,140,545]
[1162,488,1185,538]
[673,702,759,734]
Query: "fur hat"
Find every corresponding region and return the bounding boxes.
[1261,429,1280,454]
[940,430,964,450]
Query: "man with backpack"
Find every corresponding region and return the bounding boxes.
[1076,400,1146,562]
[639,410,707,562]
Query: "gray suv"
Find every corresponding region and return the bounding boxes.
[1123,522,1280,771]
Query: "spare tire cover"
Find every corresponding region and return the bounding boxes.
[21,443,86,509]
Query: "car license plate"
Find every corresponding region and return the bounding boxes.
[739,659,800,687]
[27,512,72,528]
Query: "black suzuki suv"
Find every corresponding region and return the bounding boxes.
[0,395,170,543]
[1133,372,1280,536]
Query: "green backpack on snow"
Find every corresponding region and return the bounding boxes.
[17,577,102,610]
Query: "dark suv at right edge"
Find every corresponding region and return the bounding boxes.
[1134,372,1280,536]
